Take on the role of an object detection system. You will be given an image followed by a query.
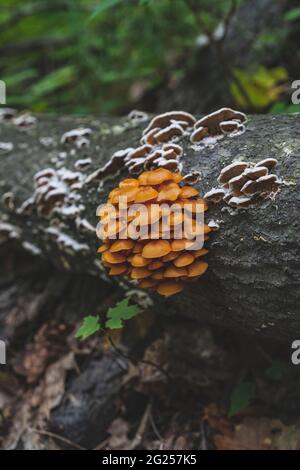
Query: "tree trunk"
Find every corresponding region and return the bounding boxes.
[0,113,299,340]
[150,0,290,114]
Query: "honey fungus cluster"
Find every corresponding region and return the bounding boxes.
[97,169,211,297]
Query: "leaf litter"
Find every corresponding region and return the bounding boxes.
[2,252,300,450]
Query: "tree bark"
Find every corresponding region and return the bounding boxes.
[0,113,299,340]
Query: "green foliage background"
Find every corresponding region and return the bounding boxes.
[0,0,299,115]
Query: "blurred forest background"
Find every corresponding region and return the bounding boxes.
[0,0,300,116]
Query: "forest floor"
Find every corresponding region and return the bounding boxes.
[1,247,300,450]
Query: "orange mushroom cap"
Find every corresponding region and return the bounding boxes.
[167,211,185,226]
[138,278,157,289]
[151,270,164,280]
[102,251,127,264]
[146,168,174,185]
[109,265,128,275]
[110,240,134,252]
[142,240,171,259]
[157,281,184,296]
[135,186,158,203]
[171,239,195,252]
[182,199,208,214]
[119,178,139,189]
[101,220,127,239]
[130,204,161,226]
[130,254,151,267]
[194,248,209,258]
[97,244,109,253]
[138,172,151,186]
[157,181,181,202]
[162,251,180,262]
[173,253,194,267]
[188,261,208,277]
[97,203,116,219]
[148,260,164,271]
[180,186,199,198]
[164,266,188,278]
[132,242,145,253]
[108,188,122,205]
[119,186,139,202]
[131,267,152,279]
[172,173,183,183]
[184,220,211,238]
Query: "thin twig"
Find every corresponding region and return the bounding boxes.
[222,0,238,42]
[128,403,152,450]
[149,410,164,448]
[29,427,86,450]
[200,420,208,450]
[94,437,110,450]
[108,335,172,382]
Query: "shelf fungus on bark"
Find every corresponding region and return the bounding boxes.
[0,108,17,121]
[127,109,149,125]
[2,192,15,211]
[74,158,92,171]
[61,128,92,148]
[182,171,202,185]
[0,142,14,154]
[143,111,196,136]
[203,188,227,203]
[32,167,84,217]
[0,108,36,128]
[13,113,37,128]
[190,107,247,145]
[92,107,247,186]
[97,169,210,297]
[94,110,196,182]
[204,158,281,209]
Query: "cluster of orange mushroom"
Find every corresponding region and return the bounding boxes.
[97,169,211,297]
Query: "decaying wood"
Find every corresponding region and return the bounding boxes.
[0,113,299,340]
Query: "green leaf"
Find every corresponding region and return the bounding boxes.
[89,0,124,22]
[286,104,300,113]
[265,360,287,382]
[29,66,75,99]
[228,381,256,418]
[4,69,38,87]
[75,315,101,340]
[106,298,142,330]
[230,65,288,108]
[270,103,300,114]
[285,7,300,21]
[270,102,289,113]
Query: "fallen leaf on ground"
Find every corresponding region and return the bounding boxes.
[204,403,300,450]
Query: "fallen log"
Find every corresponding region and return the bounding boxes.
[0,112,299,339]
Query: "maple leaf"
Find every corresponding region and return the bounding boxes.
[105,298,141,330]
[75,315,101,340]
